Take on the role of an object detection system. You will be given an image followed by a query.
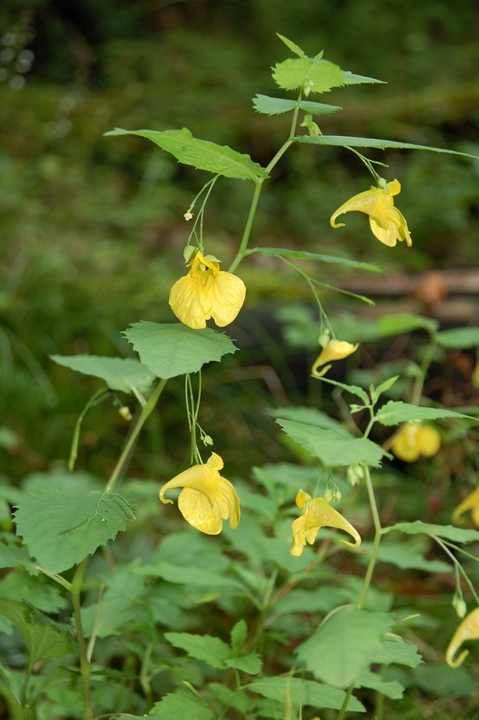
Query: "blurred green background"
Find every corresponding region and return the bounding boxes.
[1,0,479,483]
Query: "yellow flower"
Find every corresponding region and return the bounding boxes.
[159,452,240,535]
[391,423,441,462]
[311,339,359,378]
[330,179,412,248]
[291,489,361,557]
[169,251,246,330]
[446,607,479,668]
[452,486,479,527]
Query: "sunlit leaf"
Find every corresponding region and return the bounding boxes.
[375,400,474,426]
[253,94,341,116]
[272,57,344,93]
[296,135,479,160]
[384,521,479,543]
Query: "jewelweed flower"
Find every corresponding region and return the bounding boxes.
[330,179,412,248]
[391,423,441,462]
[159,452,240,535]
[169,251,246,330]
[291,489,361,557]
[452,486,479,527]
[446,607,479,668]
[312,339,359,378]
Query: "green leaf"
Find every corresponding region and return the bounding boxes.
[0,599,72,664]
[14,491,135,573]
[376,313,439,338]
[267,406,352,437]
[276,33,306,58]
[135,561,242,590]
[248,676,366,712]
[105,127,268,181]
[0,534,38,575]
[355,669,404,699]
[296,135,479,161]
[208,683,251,713]
[371,376,399,404]
[315,376,370,404]
[296,607,393,687]
[384,521,479,543]
[230,619,247,654]
[150,690,214,720]
[276,418,384,467]
[164,632,232,669]
[123,322,237,379]
[253,94,341,116]
[253,246,380,272]
[225,653,262,674]
[374,636,422,668]
[50,354,155,394]
[343,71,385,85]
[436,327,479,349]
[361,541,451,573]
[414,663,475,697]
[375,400,474,426]
[273,57,345,94]
[0,571,67,613]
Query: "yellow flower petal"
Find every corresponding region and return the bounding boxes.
[391,423,441,462]
[446,607,479,668]
[312,340,359,377]
[330,180,412,247]
[159,452,240,535]
[452,486,479,526]
[291,491,361,557]
[169,251,246,330]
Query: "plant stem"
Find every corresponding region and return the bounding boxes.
[411,340,437,406]
[104,378,167,494]
[71,557,92,720]
[228,178,263,273]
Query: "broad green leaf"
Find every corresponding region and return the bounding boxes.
[267,406,352,437]
[375,400,474,426]
[376,313,439,338]
[164,631,232,669]
[355,669,404,699]
[50,354,155,394]
[105,127,268,181]
[14,491,135,573]
[123,322,237,379]
[296,607,393,687]
[436,327,479,349]
[225,653,262,674]
[0,571,67,613]
[23,470,101,495]
[0,599,72,664]
[0,534,38,575]
[276,33,305,58]
[384,521,479,543]
[252,246,380,272]
[373,636,422,668]
[361,541,451,573]
[150,691,214,720]
[248,677,365,712]
[253,94,341,116]
[414,663,475,697]
[273,57,345,94]
[135,561,242,590]
[276,418,384,467]
[230,618,247,654]
[296,135,479,160]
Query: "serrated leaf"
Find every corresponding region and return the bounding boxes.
[436,327,479,349]
[276,33,305,58]
[122,322,237,379]
[276,418,384,467]
[248,677,365,712]
[164,632,232,669]
[355,669,404,699]
[253,94,341,116]
[150,690,214,720]
[252,246,380,272]
[376,313,439,337]
[374,636,422,667]
[231,619,247,654]
[225,653,262,674]
[273,57,345,94]
[50,354,155,394]
[296,135,479,160]
[375,400,474,426]
[0,534,38,575]
[268,406,352,438]
[105,127,268,181]
[14,491,135,573]
[384,521,479,543]
[0,599,72,664]
[343,71,385,85]
[296,607,393,688]
[372,376,399,403]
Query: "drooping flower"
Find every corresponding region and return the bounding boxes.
[311,339,359,377]
[446,607,479,668]
[169,251,246,330]
[452,486,479,527]
[391,423,441,462]
[291,489,361,557]
[330,179,412,247]
[159,452,240,535]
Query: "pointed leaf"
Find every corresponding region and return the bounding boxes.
[373,636,422,668]
[0,599,73,664]
[375,400,474,426]
[248,677,365,712]
[225,653,262,674]
[436,327,479,349]
[164,632,231,669]
[384,521,479,543]
[230,619,247,654]
[50,355,155,394]
[316,376,370,404]
[105,127,269,181]
[276,33,305,58]
[343,71,385,85]
[123,322,237,379]
[296,135,479,160]
[252,246,380,272]
[253,94,341,116]
[273,57,344,94]
[267,406,352,437]
[355,669,404,699]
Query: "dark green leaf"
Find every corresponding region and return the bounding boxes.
[50,354,155,394]
[230,619,247,654]
[384,521,479,543]
[373,636,422,668]
[248,677,366,712]
[123,322,237,379]
[105,127,268,181]
[296,135,479,160]
[414,663,475,697]
[134,561,242,590]
[0,534,38,575]
[225,653,262,674]
[267,406,352,437]
[375,400,474,426]
[253,246,380,272]
[436,327,479,349]
[355,669,404,699]
[361,541,451,573]
[0,599,73,664]
[150,691,214,720]
[164,632,232,669]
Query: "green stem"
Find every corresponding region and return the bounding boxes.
[435,539,479,605]
[228,179,263,273]
[104,378,167,494]
[71,557,92,720]
[140,642,154,709]
[336,684,355,720]
[411,340,437,406]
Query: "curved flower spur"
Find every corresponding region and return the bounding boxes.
[446,607,479,668]
[291,489,361,557]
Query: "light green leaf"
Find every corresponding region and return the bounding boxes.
[296,135,479,160]
[375,400,474,426]
[316,376,370,404]
[0,599,73,664]
[376,313,439,337]
[0,426,18,450]
[123,322,237,379]
[14,491,135,573]
[436,327,479,349]
[273,57,345,94]
[150,691,214,720]
[296,607,393,687]
[371,376,399,403]
[361,541,451,573]
[276,418,384,467]
[164,632,232,669]
[230,619,247,654]
[355,669,404,699]
[267,406,352,437]
[50,354,155,394]
[252,246,380,272]
[414,663,475,697]
[225,653,262,674]
[105,127,268,181]
[373,636,422,668]
[248,677,365,712]
[253,94,341,116]
[384,520,479,543]
[343,71,385,85]
[208,684,251,714]
[276,33,305,58]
